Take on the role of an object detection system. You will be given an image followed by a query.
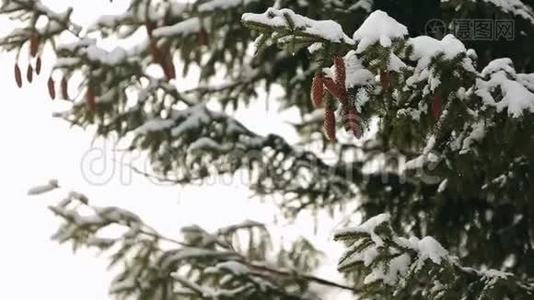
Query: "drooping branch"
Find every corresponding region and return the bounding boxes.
[35,186,356,299]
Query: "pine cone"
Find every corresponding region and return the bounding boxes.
[61,77,69,100]
[35,57,42,75]
[342,104,363,138]
[197,28,209,46]
[431,94,442,119]
[14,64,22,88]
[86,85,96,112]
[145,21,156,36]
[151,42,175,80]
[324,107,337,142]
[323,77,348,104]
[380,70,391,91]
[47,77,55,100]
[334,56,346,91]
[160,46,176,80]
[149,41,163,65]
[29,34,40,58]
[161,58,176,80]
[311,73,324,108]
[26,64,33,83]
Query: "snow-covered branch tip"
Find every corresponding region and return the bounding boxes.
[242,7,354,49]
[334,214,534,298]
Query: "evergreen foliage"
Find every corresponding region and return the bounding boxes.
[3,0,534,298]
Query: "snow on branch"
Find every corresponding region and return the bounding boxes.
[57,38,133,65]
[198,0,260,13]
[476,58,534,117]
[131,103,358,217]
[27,179,59,195]
[40,188,342,299]
[477,0,534,24]
[334,213,534,298]
[0,0,80,54]
[153,17,202,38]
[242,7,354,45]
[352,10,408,53]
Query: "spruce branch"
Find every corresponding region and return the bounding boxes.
[334,214,534,299]
[39,187,357,298]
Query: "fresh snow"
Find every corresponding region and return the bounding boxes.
[406,34,473,88]
[189,137,228,152]
[414,236,449,264]
[86,46,128,65]
[477,0,534,25]
[408,34,467,61]
[134,105,216,137]
[242,8,354,44]
[478,75,534,117]
[437,179,448,193]
[518,73,534,91]
[337,51,374,89]
[213,261,250,275]
[477,59,534,117]
[335,213,391,247]
[153,17,202,37]
[69,191,89,204]
[443,0,534,24]
[394,236,449,272]
[27,179,59,195]
[349,0,373,12]
[363,253,411,285]
[352,10,408,53]
[481,269,513,279]
[337,213,451,286]
[460,121,486,154]
[405,135,438,170]
[337,241,380,271]
[481,58,517,77]
[199,0,258,12]
[134,118,175,135]
[171,105,216,137]
[388,52,407,72]
[58,39,131,65]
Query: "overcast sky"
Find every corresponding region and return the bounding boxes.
[0,1,353,299]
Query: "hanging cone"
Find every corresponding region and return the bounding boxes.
[342,104,363,138]
[149,41,163,65]
[14,64,22,88]
[333,56,346,91]
[197,28,209,46]
[29,34,40,58]
[35,57,42,75]
[311,73,324,108]
[160,46,176,80]
[86,85,96,112]
[380,70,391,91]
[323,77,347,104]
[161,58,176,80]
[26,64,33,83]
[61,77,69,100]
[150,42,175,80]
[324,107,337,142]
[431,94,442,119]
[47,76,55,100]
[145,21,156,36]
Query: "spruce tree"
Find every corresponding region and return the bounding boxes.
[3,0,534,298]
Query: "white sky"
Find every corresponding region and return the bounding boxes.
[0,1,354,299]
